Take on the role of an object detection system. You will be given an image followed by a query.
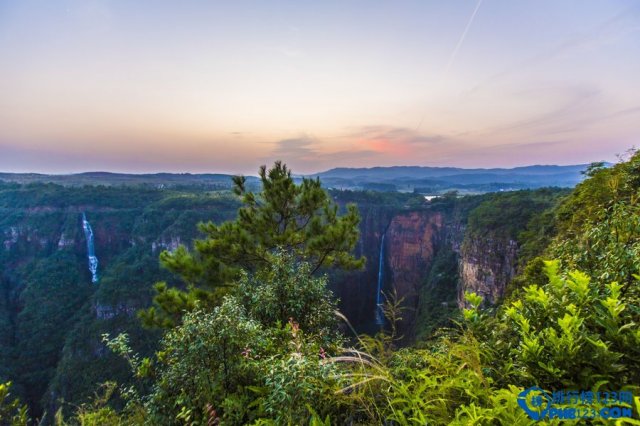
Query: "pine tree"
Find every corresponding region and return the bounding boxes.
[141,161,364,327]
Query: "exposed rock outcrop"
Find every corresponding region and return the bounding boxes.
[151,236,182,253]
[332,204,521,333]
[95,302,137,320]
[57,234,75,249]
[2,226,20,251]
[386,211,444,327]
[457,236,518,307]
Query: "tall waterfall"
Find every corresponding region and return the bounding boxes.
[81,213,99,283]
[375,233,385,325]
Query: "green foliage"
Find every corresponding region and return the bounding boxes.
[331,259,639,424]
[147,298,264,424]
[235,254,340,346]
[255,328,338,425]
[523,149,640,304]
[109,253,345,425]
[552,196,640,290]
[331,325,500,424]
[0,183,165,209]
[503,261,640,388]
[125,155,639,424]
[142,161,364,328]
[0,382,28,426]
[0,181,241,418]
[554,162,617,236]
[512,152,639,303]
[451,385,537,425]
[69,382,122,426]
[462,188,568,299]
[329,189,425,208]
[466,188,567,241]
[14,252,92,412]
[327,154,638,424]
[413,246,460,342]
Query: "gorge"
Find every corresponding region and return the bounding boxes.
[0,181,566,416]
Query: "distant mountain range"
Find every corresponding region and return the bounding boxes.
[0,171,260,189]
[309,164,597,193]
[0,163,603,194]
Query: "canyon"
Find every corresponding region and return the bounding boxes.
[0,185,539,415]
[332,202,518,335]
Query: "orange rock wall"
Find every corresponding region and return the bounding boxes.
[385,211,444,326]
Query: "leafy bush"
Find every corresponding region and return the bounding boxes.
[502,261,640,389]
[146,298,265,424]
[0,382,28,426]
[331,257,639,425]
[114,252,345,425]
[235,254,341,347]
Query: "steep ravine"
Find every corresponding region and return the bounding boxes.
[332,203,522,337]
[1,192,528,415]
[344,206,522,338]
[0,197,240,417]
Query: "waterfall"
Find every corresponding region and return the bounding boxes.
[81,213,99,283]
[375,233,385,325]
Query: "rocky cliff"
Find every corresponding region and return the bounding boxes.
[457,236,518,307]
[356,201,524,336]
[332,199,521,336]
[330,202,452,334]
[453,189,565,308]
[386,211,445,328]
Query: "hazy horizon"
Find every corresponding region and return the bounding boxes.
[0,161,598,177]
[1,1,639,174]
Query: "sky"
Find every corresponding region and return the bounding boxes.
[1,0,639,174]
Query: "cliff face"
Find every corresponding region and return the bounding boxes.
[385,211,444,327]
[457,236,518,307]
[331,207,450,333]
[345,205,520,334]
[333,205,520,334]
[330,204,395,328]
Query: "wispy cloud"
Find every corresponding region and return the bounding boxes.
[266,136,377,172]
[605,105,640,121]
[491,84,602,136]
[266,127,463,172]
[271,137,317,159]
[349,126,448,147]
[467,4,640,95]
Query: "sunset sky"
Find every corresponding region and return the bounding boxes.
[1,0,639,174]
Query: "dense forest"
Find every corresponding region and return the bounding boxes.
[1,153,639,425]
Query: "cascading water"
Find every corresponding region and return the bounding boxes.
[82,213,99,283]
[375,233,385,325]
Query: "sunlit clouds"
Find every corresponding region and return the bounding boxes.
[1,1,639,173]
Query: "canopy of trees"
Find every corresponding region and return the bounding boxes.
[141,161,364,328]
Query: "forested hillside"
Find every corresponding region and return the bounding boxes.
[1,153,639,424]
[0,184,240,419]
